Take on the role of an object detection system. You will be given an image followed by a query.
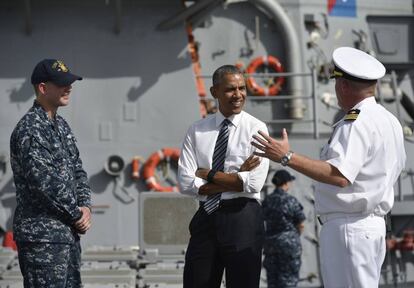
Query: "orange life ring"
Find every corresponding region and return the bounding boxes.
[246,55,285,96]
[142,148,180,192]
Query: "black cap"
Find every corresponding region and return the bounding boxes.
[31,59,82,86]
[272,169,296,186]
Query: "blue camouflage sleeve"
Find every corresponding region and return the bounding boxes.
[291,198,306,226]
[20,133,82,224]
[69,135,92,208]
[75,157,92,208]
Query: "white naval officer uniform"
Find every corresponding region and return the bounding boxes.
[316,47,406,287]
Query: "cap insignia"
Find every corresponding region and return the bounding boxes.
[330,69,343,79]
[52,60,69,72]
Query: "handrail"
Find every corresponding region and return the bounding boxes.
[198,96,312,100]
[198,69,319,139]
[197,72,312,78]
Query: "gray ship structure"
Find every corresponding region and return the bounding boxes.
[0,0,414,287]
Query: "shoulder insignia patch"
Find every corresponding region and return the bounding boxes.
[344,109,360,121]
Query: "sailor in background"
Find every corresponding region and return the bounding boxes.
[251,47,406,287]
[262,169,305,288]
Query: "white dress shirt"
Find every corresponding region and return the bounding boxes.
[178,110,270,201]
[316,97,406,216]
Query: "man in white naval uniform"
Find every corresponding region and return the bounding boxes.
[251,47,406,287]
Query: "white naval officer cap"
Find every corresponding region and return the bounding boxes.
[330,47,386,82]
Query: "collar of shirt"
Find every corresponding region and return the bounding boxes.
[33,100,50,123]
[215,110,243,128]
[274,188,285,194]
[32,100,64,131]
[33,100,61,124]
[332,96,377,128]
[350,96,376,110]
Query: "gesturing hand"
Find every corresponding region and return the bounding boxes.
[251,129,290,163]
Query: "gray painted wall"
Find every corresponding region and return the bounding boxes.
[0,0,413,286]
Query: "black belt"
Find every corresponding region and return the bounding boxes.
[317,213,385,226]
[199,197,257,209]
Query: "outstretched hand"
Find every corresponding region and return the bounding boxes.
[251,129,290,163]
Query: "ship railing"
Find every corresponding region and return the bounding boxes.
[197,69,319,138]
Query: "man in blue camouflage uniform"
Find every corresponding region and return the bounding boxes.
[10,59,92,287]
[262,170,305,288]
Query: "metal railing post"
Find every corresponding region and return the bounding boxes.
[311,68,319,139]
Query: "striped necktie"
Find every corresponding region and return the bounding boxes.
[203,119,230,214]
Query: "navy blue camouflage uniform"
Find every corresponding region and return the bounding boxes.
[262,188,305,288]
[10,100,92,287]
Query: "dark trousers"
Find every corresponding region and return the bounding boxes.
[184,198,264,288]
[17,241,81,288]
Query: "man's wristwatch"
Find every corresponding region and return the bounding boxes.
[280,151,293,166]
